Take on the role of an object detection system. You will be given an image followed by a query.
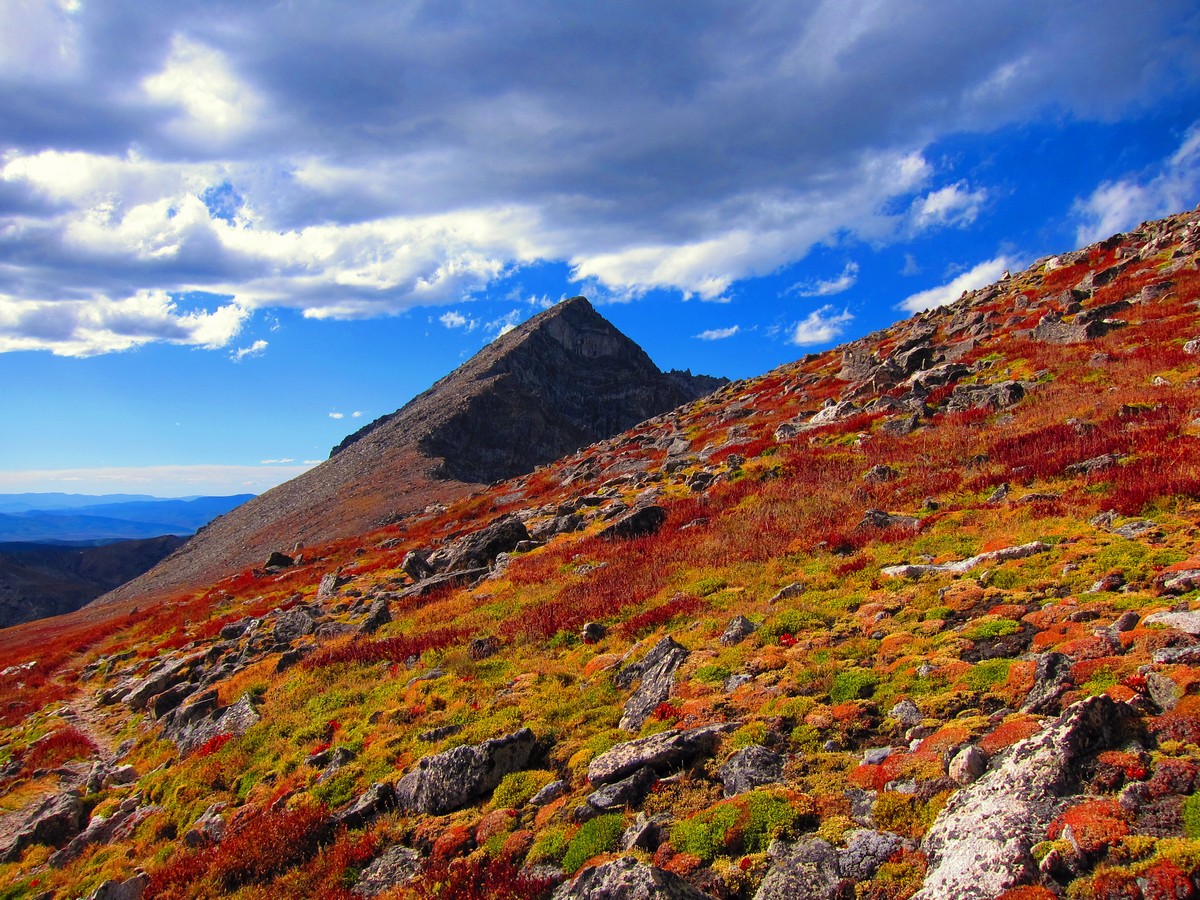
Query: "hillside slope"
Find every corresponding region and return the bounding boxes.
[102,297,722,605]
[2,209,1200,900]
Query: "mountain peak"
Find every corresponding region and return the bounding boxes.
[106,298,725,602]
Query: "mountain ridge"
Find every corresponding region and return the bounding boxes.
[101,297,725,606]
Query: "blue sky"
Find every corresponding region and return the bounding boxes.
[1,1,1199,497]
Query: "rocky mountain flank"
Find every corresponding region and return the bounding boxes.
[101,297,723,605]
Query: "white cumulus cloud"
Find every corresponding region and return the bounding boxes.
[695,325,741,340]
[789,306,854,346]
[1074,122,1200,244]
[899,256,1015,313]
[791,263,860,298]
[230,339,267,361]
[142,35,264,145]
[912,182,988,229]
[328,411,344,419]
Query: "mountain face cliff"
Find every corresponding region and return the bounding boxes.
[332,296,720,485]
[105,297,724,603]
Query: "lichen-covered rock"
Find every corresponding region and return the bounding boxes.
[395,727,535,815]
[948,745,988,786]
[0,790,84,862]
[352,846,421,897]
[440,517,530,572]
[719,615,758,646]
[359,599,391,634]
[553,855,716,899]
[617,636,689,731]
[1143,609,1200,634]
[83,874,148,900]
[913,695,1133,900]
[272,607,316,645]
[332,782,397,830]
[753,837,841,900]
[587,723,733,786]
[1021,651,1073,714]
[840,830,906,882]
[580,766,658,818]
[718,744,784,797]
[597,505,668,541]
[50,795,158,867]
[173,693,261,753]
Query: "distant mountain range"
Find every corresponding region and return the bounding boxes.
[0,494,254,543]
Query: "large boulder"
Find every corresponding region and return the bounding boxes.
[597,505,668,541]
[913,695,1133,900]
[0,790,84,862]
[753,832,905,900]
[553,856,716,899]
[439,518,530,572]
[718,744,784,797]
[587,724,734,786]
[616,636,689,731]
[395,727,536,815]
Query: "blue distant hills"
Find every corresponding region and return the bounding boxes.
[0,493,255,543]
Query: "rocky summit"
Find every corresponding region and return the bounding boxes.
[4,209,1200,899]
[101,296,723,604]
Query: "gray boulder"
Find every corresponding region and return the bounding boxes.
[617,636,689,731]
[318,571,350,600]
[395,727,535,815]
[83,874,148,900]
[719,744,784,797]
[332,782,397,831]
[441,518,530,572]
[597,505,668,541]
[913,695,1132,900]
[945,380,1025,412]
[174,693,261,753]
[272,607,316,645]
[1021,651,1073,714]
[580,766,658,818]
[0,790,84,862]
[353,846,422,896]
[401,551,435,582]
[359,599,392,635]
[719,616,759,646]
[50,795,158,867]
[553,856,715,899]
[587,724,733,786]
[753,838,841,900]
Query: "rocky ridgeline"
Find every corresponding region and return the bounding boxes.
[3,207,1200,898]
[101,297,724,606]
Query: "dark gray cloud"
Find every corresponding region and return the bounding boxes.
[1,0,1198,353]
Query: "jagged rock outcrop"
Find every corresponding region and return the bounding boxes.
[913,695,1134,900]
[395,727,536,814]
[99,297,722,605]
[553,856,716,900]
[587,724,734,786]
[616,636,689,731]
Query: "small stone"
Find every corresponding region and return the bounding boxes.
[581,622,607,644]
[948,745,988,785]
[530,779,568,806]
[719,615,759,646]
[862,747,893,766]
[1112,610,1140,632]
[888,699,922,727]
